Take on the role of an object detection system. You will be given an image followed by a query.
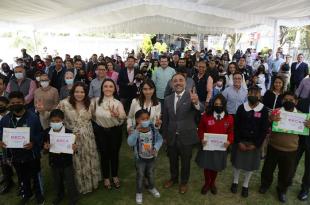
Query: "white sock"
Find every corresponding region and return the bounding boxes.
[233,168,240,184]
[243,171,253,188]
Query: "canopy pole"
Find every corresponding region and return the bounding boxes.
[272,20,278,55]
[32,30,38,54]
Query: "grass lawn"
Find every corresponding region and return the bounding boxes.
[0,140,308,205]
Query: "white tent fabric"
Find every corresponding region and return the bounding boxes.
[0,0,309,34]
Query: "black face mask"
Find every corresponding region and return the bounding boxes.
[248,96,259,105]
[9,104,24,113]
[214,106,224,114]
[0,106,7,113]
[283,101,295,111]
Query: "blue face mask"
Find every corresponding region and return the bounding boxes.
[65,79,74,85]
[50,122,63,131]
[141,120,151,128]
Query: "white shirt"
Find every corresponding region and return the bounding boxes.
[127,98,161,129]
[174,90,200,113]
[92,97,126,128]
[296,62,302,70]
[174,90,185,113]
[127,68,134,83]
[213,111,225,120]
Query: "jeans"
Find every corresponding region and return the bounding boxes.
[136,158,155,193]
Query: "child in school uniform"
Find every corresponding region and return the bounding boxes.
[260,91,303,203]
[230,86,269,197]
[0,96,14,194]
[43,109,79,205]
[127,109,163,205]
[196,94,234,195]
[0,91,44,205]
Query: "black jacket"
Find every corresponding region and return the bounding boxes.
[297,98,310,149]
[43,127,73,168]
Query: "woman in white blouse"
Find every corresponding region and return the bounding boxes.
[127,79,161,134]
[91,79,126,190]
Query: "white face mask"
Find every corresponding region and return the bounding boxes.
[50,122,63,131]
[35,77,41,82]
[15,72,24,80]
[40,81,49,88]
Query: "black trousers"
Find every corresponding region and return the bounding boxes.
[13,158,44,199]
[167,140,193,185]
[94,125,122,178]
[51,165,78,202]
[295,136,310,191]
[1,163,13,183]
[261,145,297,193]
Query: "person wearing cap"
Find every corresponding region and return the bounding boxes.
[44,55,54,80]
[230,86,269,198]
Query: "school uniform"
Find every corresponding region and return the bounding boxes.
[195,112,234,189]
[0,111,44,202]
[43,127,78,204]
[261,108,300,194]
[231,102,269,171]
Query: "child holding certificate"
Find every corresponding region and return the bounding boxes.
[127,109,163,205]
[43,109,79,205]
[230,86,269,198]
[0,96,14,194]
[260,91,300,203]
[195,94,234,195]
[0,91,44,205]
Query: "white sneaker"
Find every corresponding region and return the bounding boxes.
[148,188,160,198]
[136,193,143,204]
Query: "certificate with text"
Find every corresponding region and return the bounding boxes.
[3,127,30,148]
[203,133,227,151]
[50,133,76,154]
[272,111,309,136]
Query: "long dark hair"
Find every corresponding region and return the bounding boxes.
[138,79,159,107]
[271,76,285,94]
[69,82,90,110]
[98,79,119,105]
[227,62,238,75]
[206,94,228,115]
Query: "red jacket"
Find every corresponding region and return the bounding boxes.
[197,113,234,144]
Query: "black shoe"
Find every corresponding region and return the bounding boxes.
[18,197,30,205]
[259,185,268,194]
[200,185,209,195]
[241,187,249,198]
[210,186,217,195]
[298,189,309,201]
[278,192,287,203]
[230,183,238,194]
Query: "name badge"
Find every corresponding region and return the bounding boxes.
[254,112,261,118]
[208,120,215,125]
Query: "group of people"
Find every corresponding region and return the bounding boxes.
[0,47,309,205]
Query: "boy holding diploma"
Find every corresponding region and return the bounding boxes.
[0,91,44,205]
[260,91,301,203]
[43,109,79,205]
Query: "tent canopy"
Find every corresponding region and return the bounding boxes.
[0,0,309,34]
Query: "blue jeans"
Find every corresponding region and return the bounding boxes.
[135,158,155,193]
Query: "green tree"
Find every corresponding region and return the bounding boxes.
[141,35,154,55]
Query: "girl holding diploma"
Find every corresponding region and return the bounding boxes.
[195,94,234,195]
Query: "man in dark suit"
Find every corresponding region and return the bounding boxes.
[117,56,139,113]
[295,97,310,201]
[290,54,309,92]
[163,73,205,194]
